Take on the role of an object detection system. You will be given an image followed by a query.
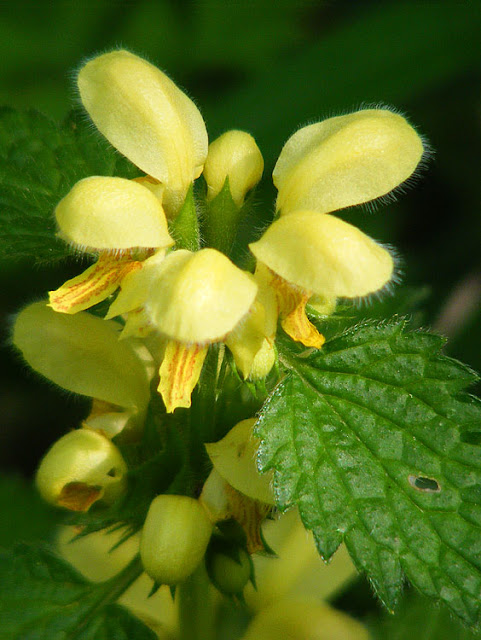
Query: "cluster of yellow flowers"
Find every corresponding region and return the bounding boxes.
[12,49,425,634]
[38,50,422,415]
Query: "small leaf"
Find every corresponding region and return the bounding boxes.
[0,108,139,265]
[256,319,481,626]
[0,544,155,639]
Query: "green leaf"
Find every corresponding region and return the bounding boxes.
[0,473,58,548]
[256,319,481,626]
[0,544,154,639]
[0,108,139,265]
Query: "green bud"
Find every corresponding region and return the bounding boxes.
[206,541,252,596]
[36,429,127,511]
[140,495,213,585]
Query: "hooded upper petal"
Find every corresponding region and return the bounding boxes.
[274,108,424,215]
[55,176,174,251]
[78,50,208,212]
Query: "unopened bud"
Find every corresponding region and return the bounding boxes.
[140,495,212,585]
[206,542,252,595]
[203,130,264,206]
[36,429,127,511]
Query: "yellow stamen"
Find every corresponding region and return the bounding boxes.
[272,276,325,349]
[158,341,208,413]
[49,254,141,314]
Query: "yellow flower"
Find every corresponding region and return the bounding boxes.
[274,108,424,216]
[250,210,393,347]
[13,301,153,438]
[127,248,259,412]
[49,48,211,316]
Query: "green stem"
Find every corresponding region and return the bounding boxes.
[178,564,216,640]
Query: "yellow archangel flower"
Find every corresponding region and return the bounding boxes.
[249,108,424,348]
[142,248,259,412]
[49,47,210,316]
[101,248,264,411]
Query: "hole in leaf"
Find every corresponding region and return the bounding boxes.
[408,475,441,493]
[460,431,481,445]
[106,467,118,477]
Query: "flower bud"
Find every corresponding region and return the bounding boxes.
[203,130,264,206]
[140,495,212,585]
[36,429,127,511]
[55,176,173,252]
[206,542,252,595]
[78,50,208,213]
[274,108,424,215]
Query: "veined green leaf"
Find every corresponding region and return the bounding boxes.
[0,108,139,265]
[256,319,481,625]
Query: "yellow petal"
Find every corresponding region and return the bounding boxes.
[250,211,393,299]
[272,276,325,349]
[226,301,267,378]
[78,50,208,214]
[205,418,275,505]
[13,302,152,411]
[146,249,258,343]
[119,308,154,340]
[274,108,424,215]
[203,130,264,206]
[55,176,173,251]
[249,339,276,380]
[106,250,166,319]
[49,253,141,314]
[157,340,208,412]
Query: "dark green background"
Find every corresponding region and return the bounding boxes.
[1,1,481,636]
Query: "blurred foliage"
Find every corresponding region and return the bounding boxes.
[1,0,481,633]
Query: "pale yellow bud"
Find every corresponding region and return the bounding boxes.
[55,176,173,251]
[140,495,212,585]
[36,429,127,511]
[274,109,424,215]
[145,249,258,344]
[203,130,264,206]
[249,210,393,299]
[78,50,208,213]
[205,419,275,505]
